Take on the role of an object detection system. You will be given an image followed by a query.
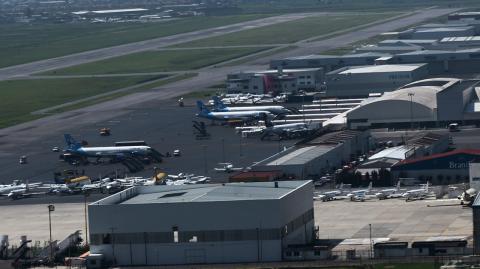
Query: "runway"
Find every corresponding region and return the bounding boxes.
[0,13,318,80]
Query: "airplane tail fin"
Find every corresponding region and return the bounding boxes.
[64,134,82,150]
[368,181,372,192]
[196,100,210,115]
[425,181,429,192]
[396,181,401,191]
[212,96,226,110]
[339,182,344,190]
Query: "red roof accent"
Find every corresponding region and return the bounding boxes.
[393,149,480,167]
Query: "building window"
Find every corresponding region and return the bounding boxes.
[286,251,292,257]
[314,250,321,256]
[253,86,258,90]
[293,251,300,256]
[243,86,248,90]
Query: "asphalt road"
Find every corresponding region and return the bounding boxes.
[0,99,297,184]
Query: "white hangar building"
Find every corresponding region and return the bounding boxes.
[325,63,429,97]
[87,181,315,267]
[346,78,480,129]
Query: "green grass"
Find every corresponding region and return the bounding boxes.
[0,14,266,68]
[174,13,399,48]
[237,0,480,13]
[0,76,160,128]
[42,73,198,114]
[41,47,269,75]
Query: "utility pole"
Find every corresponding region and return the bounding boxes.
[48,204,55,264]
[408,92,415,131]
[369,223,373,260]
[203,145,207,175]
[84,192,90,246]
[221,138,225,163]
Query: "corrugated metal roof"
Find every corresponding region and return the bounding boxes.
[266,145,334,166]
[337,64,425,74]
[393,149,480,167]
[369,146,413,160]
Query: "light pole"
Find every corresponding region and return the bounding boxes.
[203,145,207,175]
[48,204,55,263]
[221,138,225,163]
[408,92,415,131]
[369,223,373,260]
[84,192,90,246]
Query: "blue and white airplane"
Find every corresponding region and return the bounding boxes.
[212,96,290,115]
[64,134,153,159]
[196,101,274,123]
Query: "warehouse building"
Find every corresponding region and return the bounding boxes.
[377,48,480,75]
[355,43,424,54]
[347,78,480,129]
[226,68,323,94]
[438,36,480,50]
[397,26,475,40]
[390,149,480,184]
[449,12,480,23]
[269,53,388,72]
[356,133,449,176]
[87,181,315,267]
[325,64,429,97]
[251,130,370,179]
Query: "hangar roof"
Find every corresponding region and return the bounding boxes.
[92,181,311,205]
[335,64,425,74]
[393,149,480,166]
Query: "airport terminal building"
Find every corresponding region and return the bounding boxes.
[87,181,315,267]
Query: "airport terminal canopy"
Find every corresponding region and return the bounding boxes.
[347,78,462,124]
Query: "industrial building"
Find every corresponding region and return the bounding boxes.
[346,78,480,129]
[251,130,370,179]
[356,132,449,177]
[269,53,387,72]
[397,26,475,40]
[325,64,429,97]
[87,181,315,267]
[438,36,480,50]
[377,49,480,75]
[390,149,480,184]
[449,12,480,23]
[226,68,323,94]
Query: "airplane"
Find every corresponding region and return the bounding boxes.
[402,182,431,201]
[196,101,274,123]
[0,180,43,200]
[375,181,402,200]
[346,182,373,201]
[63,134,161,163]
[260,116,317,140]
[214,162,243,173]
[314,183,345,202]
[212,96,290,115]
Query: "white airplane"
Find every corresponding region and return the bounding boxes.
[402,182,431,201]
[314,183,345,202]
[346,182,373,201]
[196,101,274,123]
[212,96,290,115]
[214,163,243,173]
[0,180,44,199]
[63,134,160,161]
[375,181,402,200]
